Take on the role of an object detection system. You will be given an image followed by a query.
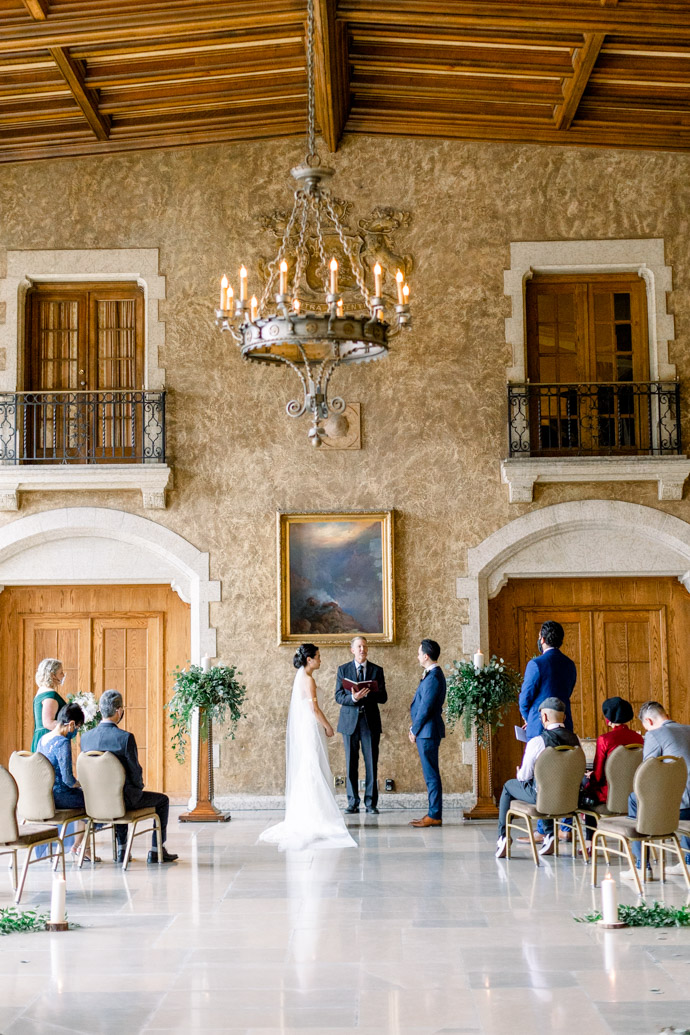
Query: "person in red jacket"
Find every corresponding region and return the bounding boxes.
[583,696,644,805]
[580,696,643,844]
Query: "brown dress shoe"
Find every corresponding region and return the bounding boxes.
[409,816,442,827]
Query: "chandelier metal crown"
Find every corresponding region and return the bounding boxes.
[215,0,412,446]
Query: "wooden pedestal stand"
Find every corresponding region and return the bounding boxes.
[467,723,498,820]
[179,710,231,823]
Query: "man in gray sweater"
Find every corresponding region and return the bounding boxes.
[622,700,690,880]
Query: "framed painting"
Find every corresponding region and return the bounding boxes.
[278,511,395,645]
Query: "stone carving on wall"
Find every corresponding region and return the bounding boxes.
[259,203,414,313]
[319,402,361,451]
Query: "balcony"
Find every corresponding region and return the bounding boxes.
[0,390,170,510]
[502,381,690,503]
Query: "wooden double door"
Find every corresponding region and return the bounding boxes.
[489,577,689,798]
[0,585,190,797]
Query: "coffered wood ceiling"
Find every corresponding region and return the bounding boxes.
[0,0,688,163]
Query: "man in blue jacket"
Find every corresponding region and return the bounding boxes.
[519,621,577,739]
[409,639,446,827]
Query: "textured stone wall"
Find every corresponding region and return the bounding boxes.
[1,135,689,794]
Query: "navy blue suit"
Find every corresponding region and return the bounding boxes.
[410,666,446,820]
[336,660,387,808]
[81,720,169,848]
[519,648,577,739]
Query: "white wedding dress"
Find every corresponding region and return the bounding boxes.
[259,672,357,852]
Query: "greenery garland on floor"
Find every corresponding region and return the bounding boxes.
[0,907,48,935]
[576,901,690,927]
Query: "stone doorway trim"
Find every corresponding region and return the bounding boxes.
[0,506,219,660]
[456,500,690,658]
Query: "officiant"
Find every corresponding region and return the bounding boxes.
[335,636,387,814]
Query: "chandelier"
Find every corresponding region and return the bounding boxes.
[215,0,412,446]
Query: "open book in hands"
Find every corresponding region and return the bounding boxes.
[342,678,379,696]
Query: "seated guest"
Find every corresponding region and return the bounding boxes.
[496,697,580,860]
[38,702,94,861]
[81,690,178,865]
[622,700,690,880]
[579,696,643,847]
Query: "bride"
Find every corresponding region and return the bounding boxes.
[259,643,357,851]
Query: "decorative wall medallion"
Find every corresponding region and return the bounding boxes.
[319,403,361,451]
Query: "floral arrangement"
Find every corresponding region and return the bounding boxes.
[446,655,521,747]
[167,662,247,764]
[68,691,101,732]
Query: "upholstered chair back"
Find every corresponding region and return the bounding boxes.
[604,743,643,814]
[0,765,19,844]
[534,745,586,815]
[9,750,56,822]
[635,755,687,836]
[77,751,126,821]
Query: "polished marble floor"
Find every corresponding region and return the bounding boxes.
[2,808,690,1034]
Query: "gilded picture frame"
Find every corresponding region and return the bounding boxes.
[277,511,395,646]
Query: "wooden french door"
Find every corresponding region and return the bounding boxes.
[489,577,684,799]
[1,585,190,797]
[24,282,144,463]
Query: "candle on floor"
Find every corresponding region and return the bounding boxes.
[201,655,212,673]
[50,875,66,926]
[473,651,485,671]
[601,872,618,925]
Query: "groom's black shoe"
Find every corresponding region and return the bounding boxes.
[366,807,380,814]
[344,805,360,814]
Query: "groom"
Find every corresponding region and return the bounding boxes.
[409,639,446,827]
[335,636,387,814]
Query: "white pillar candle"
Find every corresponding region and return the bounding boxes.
[201,655,212,673]
[473,651,485,670]
[601,872,618,924]
[50,875,66,925]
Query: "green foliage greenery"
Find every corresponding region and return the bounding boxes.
[446,655,521,747]
[576,901,690,927]
[0,907,48,935]
[167,663,247,764]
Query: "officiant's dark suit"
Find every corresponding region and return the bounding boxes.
[335,638,387,813]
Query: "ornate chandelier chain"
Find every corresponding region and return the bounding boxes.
[215,0,412,445]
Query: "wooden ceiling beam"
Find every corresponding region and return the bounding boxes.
[48,48,110,140]
[20,0,49,19]
[554,33,605,130]
[312,0,348,152]
[339,2,690,40]
[0,4,305,54]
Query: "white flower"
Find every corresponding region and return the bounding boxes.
[73,691,99,722]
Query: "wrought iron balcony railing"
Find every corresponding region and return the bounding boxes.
[0,390,166,464]
[508,381,681,458]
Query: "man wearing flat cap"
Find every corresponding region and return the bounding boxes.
[495,696,580,859]
[581,697,643,809]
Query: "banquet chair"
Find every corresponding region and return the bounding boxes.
[0,764,65,903]
[506,745,588,866]
[592,755,688,896]
[76,751,161,871]
[9,750,95,869]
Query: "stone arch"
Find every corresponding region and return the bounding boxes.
[0,506,220,662]
[456,500,690,657]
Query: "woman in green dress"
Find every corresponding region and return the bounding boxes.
[31,657,67,751]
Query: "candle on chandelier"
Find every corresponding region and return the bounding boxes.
[403,283,410,305]
[336,299,344,317]
[330,258,338,295]
[250,295,259,321]
[293,298,301,313]
[279,260,288,295]
[220,274,229,311]
[227,284,234,308]
[396,269,404,305]
[239,265,248,301]
[374,262,382,297]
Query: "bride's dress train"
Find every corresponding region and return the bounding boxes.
[259,675,356,851]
